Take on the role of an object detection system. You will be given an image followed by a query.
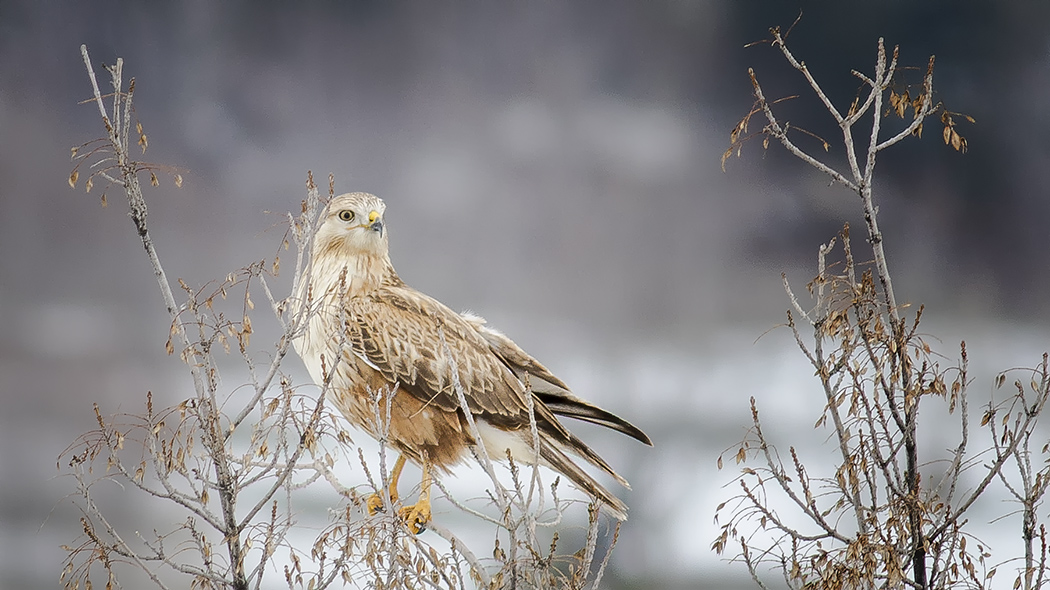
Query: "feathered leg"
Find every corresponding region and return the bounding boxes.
[366,454,406,515]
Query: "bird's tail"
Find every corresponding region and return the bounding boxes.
[539,437,629,521]
[535,392,652,446]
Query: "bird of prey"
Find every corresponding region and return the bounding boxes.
[293,192,651,532]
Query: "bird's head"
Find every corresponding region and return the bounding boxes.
[314,192,389,260]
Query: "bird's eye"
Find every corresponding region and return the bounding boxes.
[338,210,355,222]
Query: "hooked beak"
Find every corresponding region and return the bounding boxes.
[368,210,384,235]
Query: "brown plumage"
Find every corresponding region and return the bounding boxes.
[293,192,651,526]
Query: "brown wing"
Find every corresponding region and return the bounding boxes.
[345,285,638,504]
[345,285,565,437]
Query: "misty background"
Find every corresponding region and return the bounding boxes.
[2,1,1050,588]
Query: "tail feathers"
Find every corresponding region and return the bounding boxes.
[464,310,652,447]
[536,392,653,446]
[562,431,631,489]
[539,438,629,521]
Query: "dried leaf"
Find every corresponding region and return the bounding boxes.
[150,171,159,187]
[895,90,909,118]
[174,173,183,188]
[85,177,93,193]
[69,170,79,188]
[720,148,733,172]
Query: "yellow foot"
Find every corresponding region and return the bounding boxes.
[365,492,387,515]
[366,455,406,515]
[398,498,431,534]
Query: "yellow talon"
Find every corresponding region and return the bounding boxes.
[365,493,386,515]
[398,455,432,534]
[398,497,431,534]
[365,454,432,534]
[366,455,405,515]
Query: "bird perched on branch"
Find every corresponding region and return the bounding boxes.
[293,192,651,533]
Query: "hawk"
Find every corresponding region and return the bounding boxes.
[293,192,651,532]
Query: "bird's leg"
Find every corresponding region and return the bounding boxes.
[398,453,432,534]
[366,454,406,515]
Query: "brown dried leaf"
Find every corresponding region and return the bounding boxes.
[150,171,159,187]
[69,170,79,188]
[720,148,733,172]
[265,397,280,418]
[174,173,183,188]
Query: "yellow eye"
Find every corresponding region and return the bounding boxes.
[337,210,355,222]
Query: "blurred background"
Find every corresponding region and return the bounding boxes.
[2,1,1050,588]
